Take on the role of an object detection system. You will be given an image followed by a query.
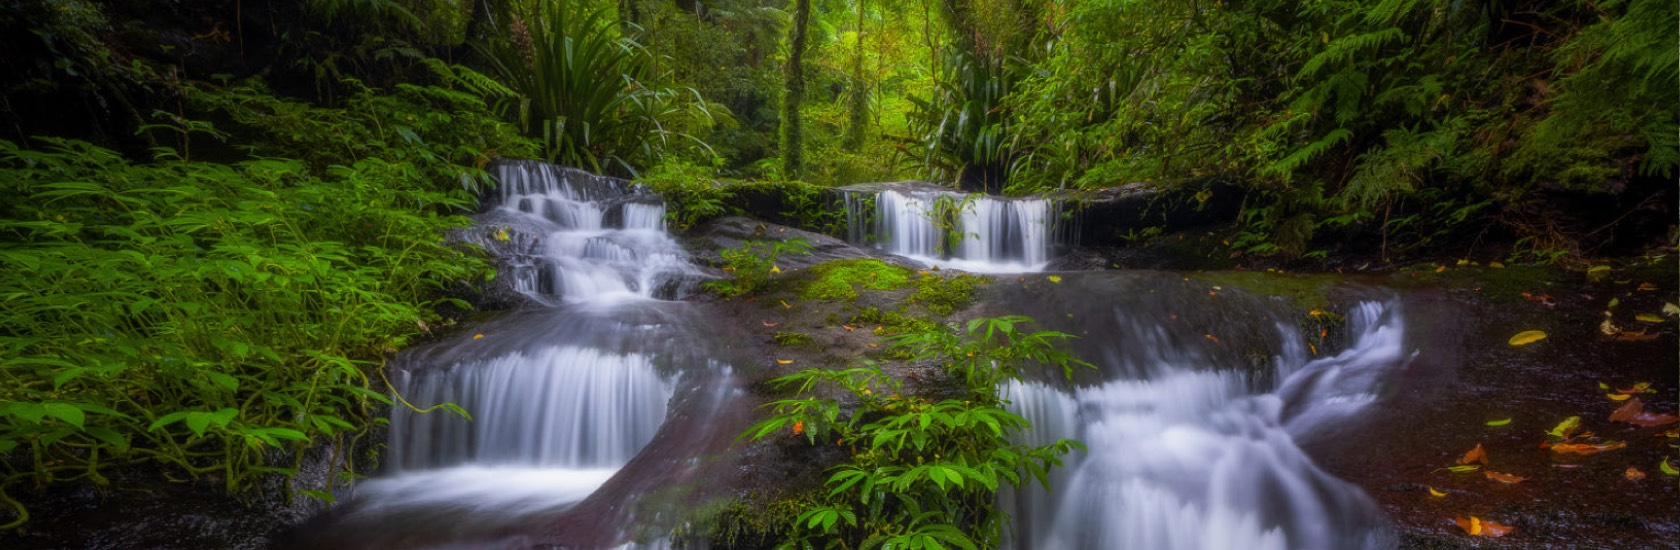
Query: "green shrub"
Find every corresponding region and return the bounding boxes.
[706,238,814,297]
[743,316,1090,548]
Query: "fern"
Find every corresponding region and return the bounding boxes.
[1297,28,1404,80]
[1264,128,1352,178]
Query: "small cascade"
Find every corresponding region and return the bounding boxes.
[1004,299,1406,550]
[843,185,1064,273]
[470,161,701,304]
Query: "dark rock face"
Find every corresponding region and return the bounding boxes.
[1060,177,1245,248]
[690,217,909,272]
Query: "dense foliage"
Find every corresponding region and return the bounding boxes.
[746,316,1088,549]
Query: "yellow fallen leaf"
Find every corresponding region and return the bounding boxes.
[1508,330,1547,346]
[1636,313,1664,323]
[1428,487,1447,497]
[1455,516,1513,537]
[1490,261,1505,268]
[1047,275,1062,283]
[776,359,793,364]
[1662,458,1679,476]
[780,300,792,309]
[1607,393,1632,401]
[1664,302,1680,317]
[472,333,484,340]
[1546,416,1582,439]
[1626,467,1646,481]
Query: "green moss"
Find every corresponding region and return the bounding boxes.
[1190,271,1340,311]
[774,331,814,347]
[671,495,815,548]
[908,273,988,315]
[801,259,914,301]
[850,307,938,336]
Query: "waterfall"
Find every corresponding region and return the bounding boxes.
[1004,300,1405,550]
[843,186,1063,273]
[472,161,700,304]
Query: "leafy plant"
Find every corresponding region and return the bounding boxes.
[744,315,1089,549]
[482,4,719,176]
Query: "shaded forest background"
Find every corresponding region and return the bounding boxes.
[0,0,1674,531]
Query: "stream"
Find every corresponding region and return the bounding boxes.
[282,162,1667,549]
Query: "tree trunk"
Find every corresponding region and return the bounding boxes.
[844,0,868,152]
[780,0,811,179]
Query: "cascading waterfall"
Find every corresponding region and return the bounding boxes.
[292,162,724,549]
[1004,300,1404,550]
[843,186,1062,273]
[472,160,700,304]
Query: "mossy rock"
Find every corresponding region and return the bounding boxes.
[908,273,987,315]
[801,259,914,301]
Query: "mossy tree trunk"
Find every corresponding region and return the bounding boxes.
[780,0,811,179]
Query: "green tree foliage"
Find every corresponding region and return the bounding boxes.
[745,316,1088,549]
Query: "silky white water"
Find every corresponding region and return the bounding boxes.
[1005,301,1404,549]
[843,188,1060,273]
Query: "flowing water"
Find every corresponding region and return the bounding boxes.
[998,274,1402,549]
[842,185,1065,273]
[292,167,1409,549]
[286,162,734,549]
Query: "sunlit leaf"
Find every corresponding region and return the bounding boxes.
[1635,313,1664,323]
[1637,282,1658,291]
[1663,302,1680,317]
[1611,330,1658,342]
[1484,470,1527,484]
[1485,418,1512,427]
[1625,467,1646,481]
[1443,464,1481,473]
[1551,441,1627,455]
[1546,416,1582,439]
[1427,487,1447,497]
[777,359,794,364]
[472,333,484,340]
[1507,330,1547,346]
[762,321,779,327]
[1047,275,1062,283]
[1607,393,1632,401]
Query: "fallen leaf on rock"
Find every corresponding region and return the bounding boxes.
[1607,393,1633,401]
[1508,330,1547,346]
[1611,331,1659,342]
[1204,334,1220,343]
[1428,487,1448,497]
[1047,275,1062,283]
[472,333,484,340]
[1617,381,1655,393]
[1609,399,1679,427]
[1459,443,1489,465]
[1636,313,1665,323]
[1662,458,1679,476]
[1626,467,1646,481]
[776,359,793,364]
[1522,292,1557,306]
[762,321,780,327]
[1441,464,1481,473]
[1664,302,1680,317]
[1486,418,1513,427]
[1455,516,1513,537]
[779,300,792,309]
[1435,265,1448,273]
[1551,441,1627,455]
[1484,470,1527,484]
[1546,417,1582,439]
[1638,282,1658,291]
[841,325,855,331]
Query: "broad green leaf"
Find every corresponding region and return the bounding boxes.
[42,403,84,428]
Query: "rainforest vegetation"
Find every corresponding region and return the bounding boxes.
[0,0,1674,542]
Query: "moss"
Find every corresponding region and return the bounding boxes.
[1190,271,1341,311]
[850,307,938,336]
[908,273,988,315]
[801,259,914,302]
[774,331,814,347]
[671,495,815,548]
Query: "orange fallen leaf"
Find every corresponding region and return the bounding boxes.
[1484,470,1527,484]
[472,333,485,340]
[1551,441,1627,455]
[1626,467,1646,481]
[1609,398,1680,427]
[776,359,793,364]
[1458,443,1489,466]
[792,421,804,435]
[841,325,855,331]
[1204,334,1220,343]
[762,321,780,327]
[1435,265,1448,273]
[1617,381,1655,394]
[1454,516,1513,537]
[1612,330,1659,342]
[1638,282,1658,291]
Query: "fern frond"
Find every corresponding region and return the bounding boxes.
[1298,28,1404,80]
[1264,128,1353,178]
